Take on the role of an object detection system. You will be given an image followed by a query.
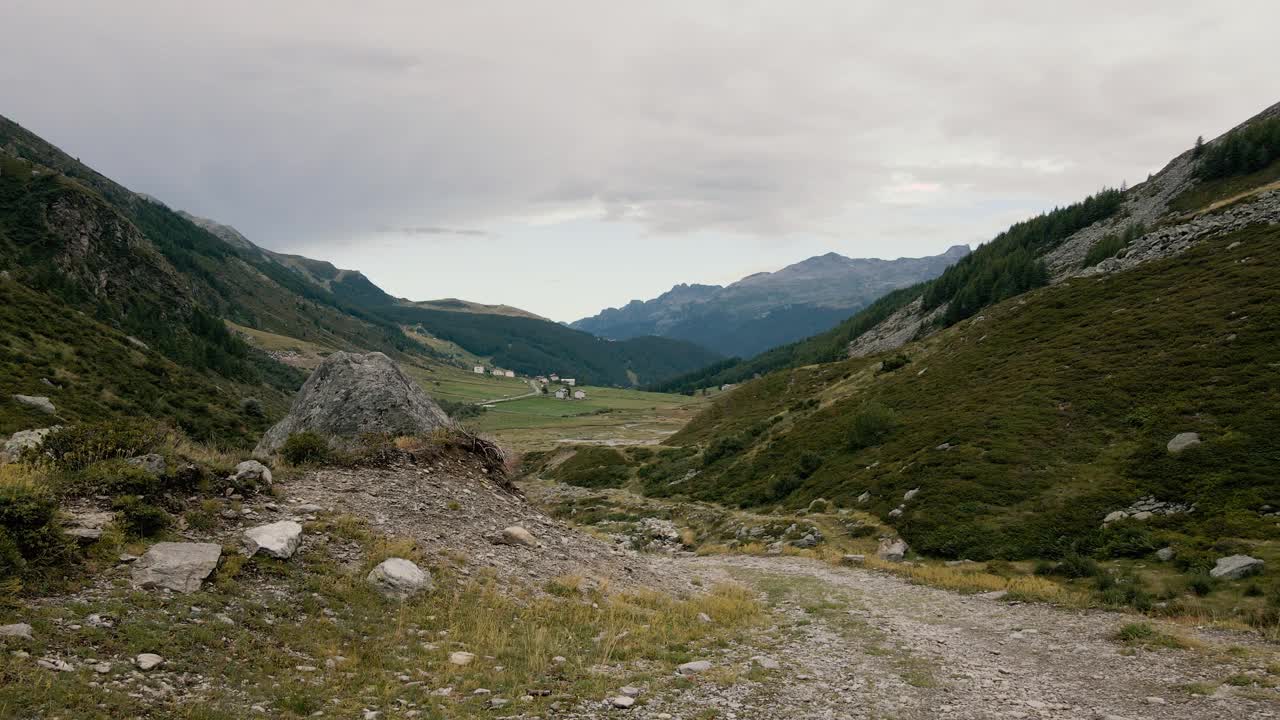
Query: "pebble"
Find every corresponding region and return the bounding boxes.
[136,653,164,671]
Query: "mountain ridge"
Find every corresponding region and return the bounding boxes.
[572,245,970,357]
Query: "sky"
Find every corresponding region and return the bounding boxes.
[2,2,1278,321]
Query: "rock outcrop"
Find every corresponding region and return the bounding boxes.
[1209,555,1264,580]
[255,352,450,456]
[0,426,58,464]
[366,558,432,597]
[244,521,304,559]
[12,395,56,415]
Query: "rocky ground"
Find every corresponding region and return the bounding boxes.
[611,554,1279,720]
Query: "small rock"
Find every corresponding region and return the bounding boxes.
[696,612,712,623]
[497,526,537,547]
[232,460,273,489]
[676,660,712,675]
[243,520,304,559]
[841,554,866,565]
[93,662,112,674]
[131,542,222,594]
[367,558,433,597]
[610,696,636,709]
[0,623,32,640]
[449,651,476,666]
[751,656,780,670]
[1155,547,1175,562]
[1166,432,1201,454]
[12,394,56,415]
[135,653,164,671]
[125,454,166,477]
[619,686,642,697]
[903,487,920,501]
[877,538,909,562]
[38,657,74,672]
[1209,555,1264,580]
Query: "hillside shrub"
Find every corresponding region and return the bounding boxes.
[878,354,910,373]
[797,451,824,478]
[553,447,631,489]
[74,459,162,497]
[846,402,896,451]
[1082,222,1145,268]
[112,496,171,538]
[39,422,165,471]
[0,465,69,579]
[281,432,332,466]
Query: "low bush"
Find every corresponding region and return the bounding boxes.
[0,465,70,580]
[280,431,332,466]
[112,496,171,538]
[846,401,896,451]
[38,422,165,471]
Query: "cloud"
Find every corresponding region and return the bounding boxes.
[1,1,1277,319]
[381,226,491,238]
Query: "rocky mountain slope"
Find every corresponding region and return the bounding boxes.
[573,246,969,358]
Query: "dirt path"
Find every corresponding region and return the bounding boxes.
[636,555,1278,720]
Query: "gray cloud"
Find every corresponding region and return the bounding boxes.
[380,226,491,238]
[1,1,1277,307]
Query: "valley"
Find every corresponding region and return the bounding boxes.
[3,35,1280,720]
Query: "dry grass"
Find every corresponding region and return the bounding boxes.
[860,557,1089,606]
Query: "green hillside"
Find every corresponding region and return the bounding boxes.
[632,222,1279,562]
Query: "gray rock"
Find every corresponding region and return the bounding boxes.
[751,655,780,670]
[449,651,475,666]
[610,696,636,708]
[1131,511,1154,521]
[125,454,166,477]
[12,395,55,415]
[367,558,432,597]
[135,653,164,671]
[232,460,273,489]
[903,487,920,501]
[619,686,642,697]
[131,542,222,593]
[1167,432,1201,454]
[1155,547,1175,562]
[243,521,304,559]
[497,526,537,547]
[0,623,32,640]
[1209,555,1264,580]
[255,351,451,456]
[841,554,866,565]
[877,538,909,562]
[857,491,870,504]
[1102,510,1128,524]
[676,660,712,675]
[888,507,903,518]
[0,426,59,463]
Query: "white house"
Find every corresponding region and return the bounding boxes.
[473,366,485,374]
[491,368,504,376]
[504,370,515,378]
[549,374,560,382]
[573,389,587,400]
[554,388,568,399]
[563,378,577,387]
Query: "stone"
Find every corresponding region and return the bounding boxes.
[1209,555,1264,580]
[12,395,55,415]
[676,660,712,675]
[1102,510,1128,524]
[255,351,451,456]
[751,655,780,670]
[38,657,74,672]
[1166,432,1201,454]
[0,623,32,640]
[243,521,304,559]
[696,612,712,623]
[367,558,432,597]
[1131,511,1153,521]
[841,554,866,565]
[1155,547,1175,562]
[977,590,1008,601]
[449,651,476,666]
[877,538,908,562]
[135,653,164,671]
[232,460,273,489]
[888,507,903,518]
[610,696,636,708]
[857,491,870,504]
[93,662,112,674]
[619,686,642,697]
[903,487,920,501]
[132,542,222,593]
[497,526,537,547]
[125,454,166,477]
[0,426,58,463]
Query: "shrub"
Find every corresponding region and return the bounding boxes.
[1188,573,1217,597]
[240,397,265,418]
[846,402,896,451]
[112,496,171,538]
[797,451,824,479]
[281,432,332,465]
[39,422,165,471]
[0,465,70,578]
[1098,522,1159,558]
[75,459,162,497]
[878,354,910,373]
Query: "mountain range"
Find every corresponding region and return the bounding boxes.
[572,246,969,357]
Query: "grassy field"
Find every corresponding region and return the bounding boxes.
[470,386,707,452]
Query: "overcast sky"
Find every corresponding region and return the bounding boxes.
[3,2,1277,321]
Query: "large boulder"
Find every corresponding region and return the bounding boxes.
[1166,432,1201,454]
[255,352,450,456]
[1209,555,1264,580]
[877,538,909,562]
[131,542,222,593]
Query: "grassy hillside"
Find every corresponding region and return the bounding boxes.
[635,222,1280,562]
[0,278,294,445]
[381,306,722,387]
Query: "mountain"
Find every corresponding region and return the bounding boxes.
[0,115,721,443]
[573,246,970,357]
[622,100,1280,564]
